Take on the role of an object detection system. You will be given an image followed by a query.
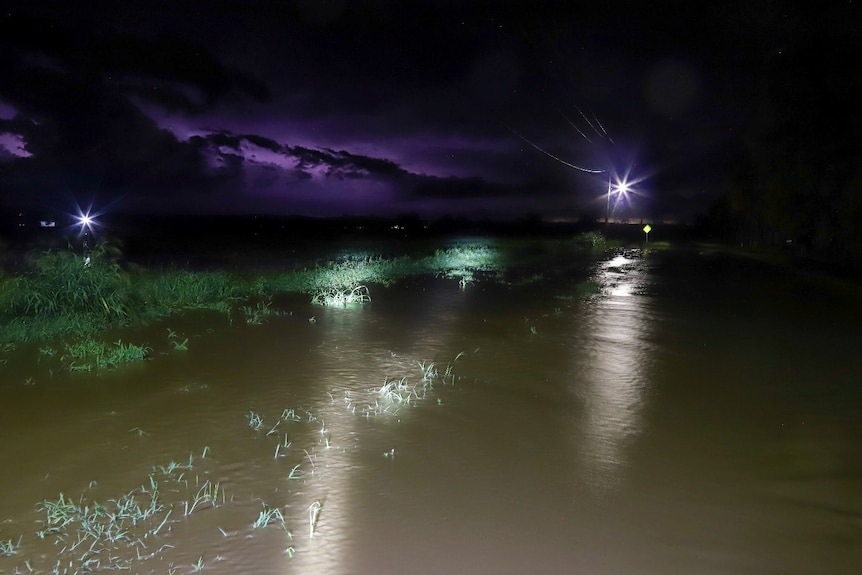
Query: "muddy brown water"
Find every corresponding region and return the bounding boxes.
[1,246,861,574]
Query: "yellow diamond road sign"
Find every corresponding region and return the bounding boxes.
[643,224,652,234]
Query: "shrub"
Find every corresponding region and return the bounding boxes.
[0,242,135,342]
[572,231,607,250]
[134,269,241,315]
[9,243,132,320]
[61,338,150,370]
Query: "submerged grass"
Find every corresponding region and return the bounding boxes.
[308,500,322,538]
[183,480,224,516]
[239,299,276,325]
[252,504,287,530]
[0,448,230,573]
[0,347,480,571]
[247,410,264,431]
[0,536,21,557]
[166,328,189,351]
[340,351,465,417]
[60,338,151,371]
[0,238,609,356]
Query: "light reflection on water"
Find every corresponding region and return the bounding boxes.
[2,247,861,574]
[568,250,653,491]
[272,283,466,575]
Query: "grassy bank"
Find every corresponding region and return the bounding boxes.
[0,234,611,364]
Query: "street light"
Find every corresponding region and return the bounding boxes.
[604,174,631,234]
[605,174,613,233]
[75,210,96,266]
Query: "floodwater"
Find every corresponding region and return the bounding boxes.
[1,245,861,574]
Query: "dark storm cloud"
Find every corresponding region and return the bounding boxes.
[0,3,508,214]
[1,0,837,220]
[199,130,411,180]
[0,8,272,208]
[293,147,408,179]
[0,11,269,114]
[181,129,401,182]
[243,135,283,153]
[180,129,528,217]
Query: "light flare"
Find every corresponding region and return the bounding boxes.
[70,202,108,237]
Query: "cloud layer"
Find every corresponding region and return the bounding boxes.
[0,1,804,220]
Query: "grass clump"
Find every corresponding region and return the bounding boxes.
[298,256,383,306]
[183,480,224,516]
[311,284,371,306]
[341,352,465,417]
[252,504,287,530]
[297,245,503,305]
[247,410,264,431]
[0,242,134,342]
[61,339,150,371]
[308,500,322,537]
[20,449,216,573]
[135,268,242,316]
[9,242,132,319]
[166,328,189,351]
[239,300,276,324]
[0,537,21,557]
[572,231,607,250]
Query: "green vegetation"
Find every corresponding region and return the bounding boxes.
[267,245,505,303]
[247,410,264,431]
[166,328,189,351]
[308,500,322,538]
[572,231,607,250]
[138,268,242,314]
[239,299,276,325]
[26,451,202,572]
[183,480,224,516]
[252,504,287,530]
[62,339,151,371]
[311,284,371,306]
[0,345,481,571]
[0,242,133,342]
[338,352,464,418]
[0,242,507,345]
[0,537,21,557]
[0,237,612,359]
[0,233,633,573]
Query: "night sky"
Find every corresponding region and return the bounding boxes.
[0,1,855,221]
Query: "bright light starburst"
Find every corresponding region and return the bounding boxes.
[71,203,104,236]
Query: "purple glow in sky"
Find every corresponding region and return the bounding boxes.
[0,132,32,159]
[1,1,851,221]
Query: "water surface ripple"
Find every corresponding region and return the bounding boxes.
[1,248,860,574]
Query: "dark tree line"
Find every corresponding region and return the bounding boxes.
[708,5,862,264]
